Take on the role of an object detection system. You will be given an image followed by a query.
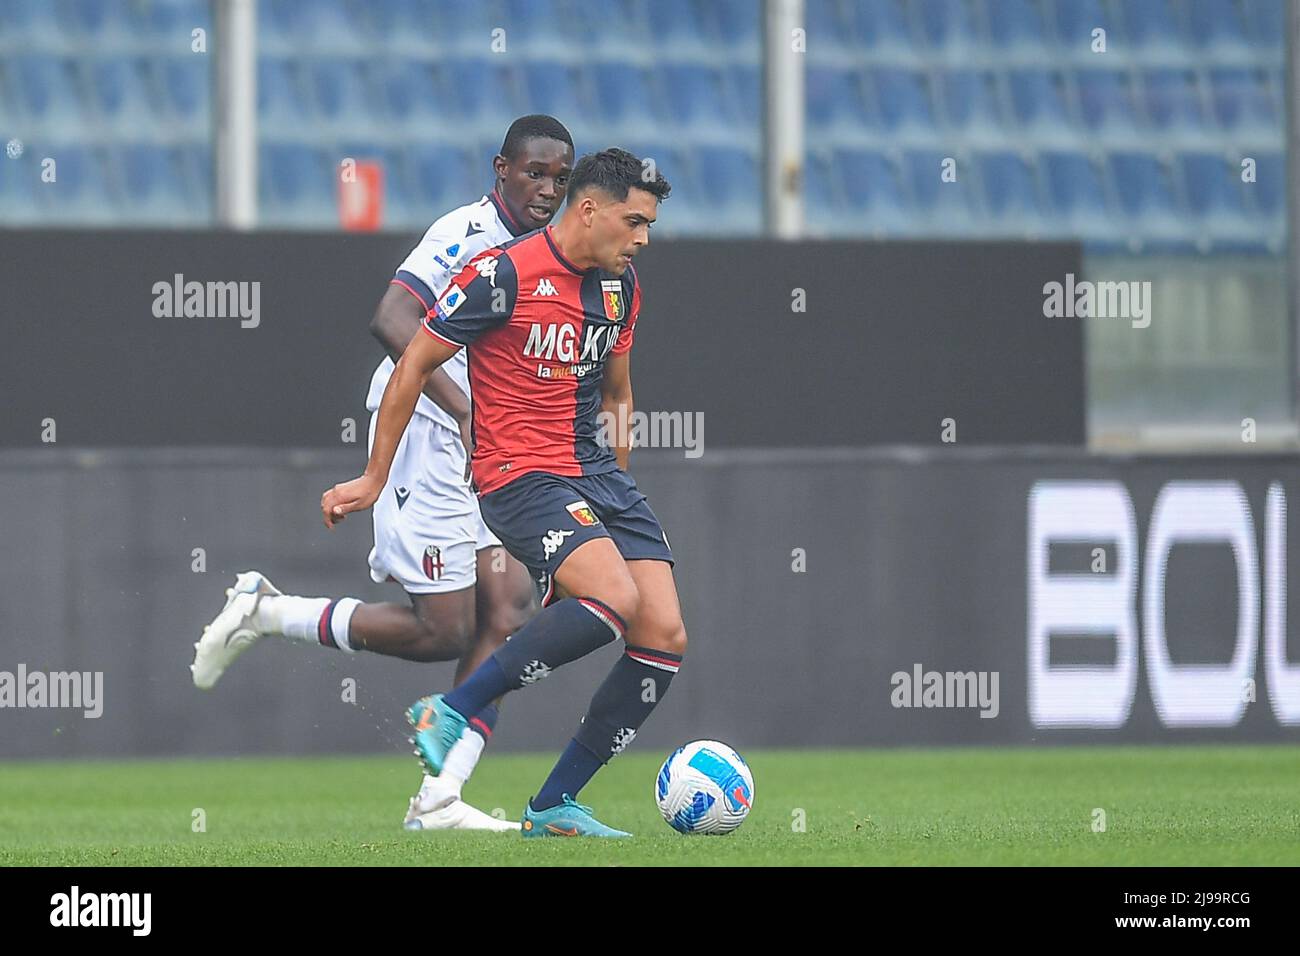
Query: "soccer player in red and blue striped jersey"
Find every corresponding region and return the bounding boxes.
[323,148,684,837]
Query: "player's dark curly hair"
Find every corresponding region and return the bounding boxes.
[500,114,573,159]
[568,148,672,203]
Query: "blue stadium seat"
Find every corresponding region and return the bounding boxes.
[308,59,377,128]
[260,143,335,224]
[1179,152,1248,221]
[1250,153,1283,217]
[1008,69,1071,128]
[0,0,64,46]
[985,0,1049,48]
[1116,0,1186,48]
[1075,70,1138,132]
[88,57,159,131]
[904,149,979,227]
[918,0,976,48]
[0,149,39,221]
[872,69,935,130]
[807,0,852,51]
[160,56,210,123]
[704,0,761,46]
[695,145,760,210]
[1209,68,1278,131]
[652,0,710,50]
[976,151,1046,223]
[1109,152,1181,220]
[850,0,915,48]
[258,58,312,125]
[806,150,838,217]
[524,63,591,120]
[807,67,871,127]
[1142,69,1207,130]
[593,63,664,125]
[117,143,190,217]
[1244,0,1284,50]
[732,65,761,126]
[939,70,1004,129]
[1187,0,1251,49]
[37,145,118,224]
[833,148,911,231]
[1048,0,1109,47]
[376,60,443,124]
[1041,150,1112,228]
[663,65,736,128]
[445,60,524,122]
[409,144,476,211]
[12,55,87,123]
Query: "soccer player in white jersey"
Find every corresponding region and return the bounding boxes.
[191,115,576,831]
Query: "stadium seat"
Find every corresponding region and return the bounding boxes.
[1187,0,1251,49]
[904,149,980,231]
[37,144,119,225]
[985,0,1049,49]
[1075,70,1138,132]
[1007,69,1071,129]
[11,55,88,124]
[1244,0,1285,50]
[833,148,912,232]
[663,65,737,128]
[409,144,476,212]
[1116,0,1187,49]
[872,69,935,130]
[1179,152,1248,219]
[807,0,852,51]
[975,151,1047,226]
[1041,150,1114,234]
[1142,69,1207,131]
[593,63,664,125]
[851,0,916,49]
[807,67,871,128]
[1047,0,1109,47]
[939,69,1004,130]
[260,143,335,225]
[1109,152,1182,222]
[1209,68,1278,131]
[695,145,760,210]
[87,56,160,133]
[307,59,378,130]
[160,56,210,124]
[116,143,191,219]
[258,58,312,126]
[918,0,976,48]
[1250,153,1283,218]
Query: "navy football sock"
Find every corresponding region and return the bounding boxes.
[443,597,626,718]
[532,644,683,811]
[467,702,499,741]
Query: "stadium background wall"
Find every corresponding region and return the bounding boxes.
[0,230,1084,447]
[2,446,1298,757]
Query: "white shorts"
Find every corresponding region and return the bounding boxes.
[366,410,501,595]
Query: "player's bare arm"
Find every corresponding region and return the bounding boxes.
[321,329,460,528]
[370,285,472,441]
[370,283,475,475]
[601,350,634,470]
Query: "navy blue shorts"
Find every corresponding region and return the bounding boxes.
[478,468,674,606]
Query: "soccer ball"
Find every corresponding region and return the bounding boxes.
[655,740,754,835]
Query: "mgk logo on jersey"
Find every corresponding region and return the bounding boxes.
[422,545,444,581]
[601,279,623,321]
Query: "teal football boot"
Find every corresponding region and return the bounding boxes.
[406,694,468,776]
[520,794,632,838]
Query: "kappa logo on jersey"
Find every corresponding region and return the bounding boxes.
[566,501,599,526]
[473,256,499,286]
[522,322,621,362]
[533,278,559,297]
[435,283,466,318]
[394,486,411,509]
[601,279,624,322]
[541,529,574,559]
[422,545,444,581]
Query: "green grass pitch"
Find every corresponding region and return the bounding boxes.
[2,746,1297,866]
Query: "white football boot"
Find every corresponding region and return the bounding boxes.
[403,775,519,831]
[191,571,281,689]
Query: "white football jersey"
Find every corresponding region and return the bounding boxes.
[367,191,531,434]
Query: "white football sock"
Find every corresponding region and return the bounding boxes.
[442,726,486,786]
[254,595,360,652]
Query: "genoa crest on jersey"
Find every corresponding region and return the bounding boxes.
[600,279,623,322]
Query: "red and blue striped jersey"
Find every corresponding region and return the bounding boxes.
[421,225,641,495]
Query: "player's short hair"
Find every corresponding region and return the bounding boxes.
[500,115,574,160]
[568,148,672,204]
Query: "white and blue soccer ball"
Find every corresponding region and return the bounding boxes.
[655,740,754,835]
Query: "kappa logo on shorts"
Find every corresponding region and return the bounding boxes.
[565,501,599,527]
[541,529,574,559]
[422,545,445,581]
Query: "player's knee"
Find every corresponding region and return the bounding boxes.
[587,581,639,634]
[640,618,688,659]
[410,610,473,662]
